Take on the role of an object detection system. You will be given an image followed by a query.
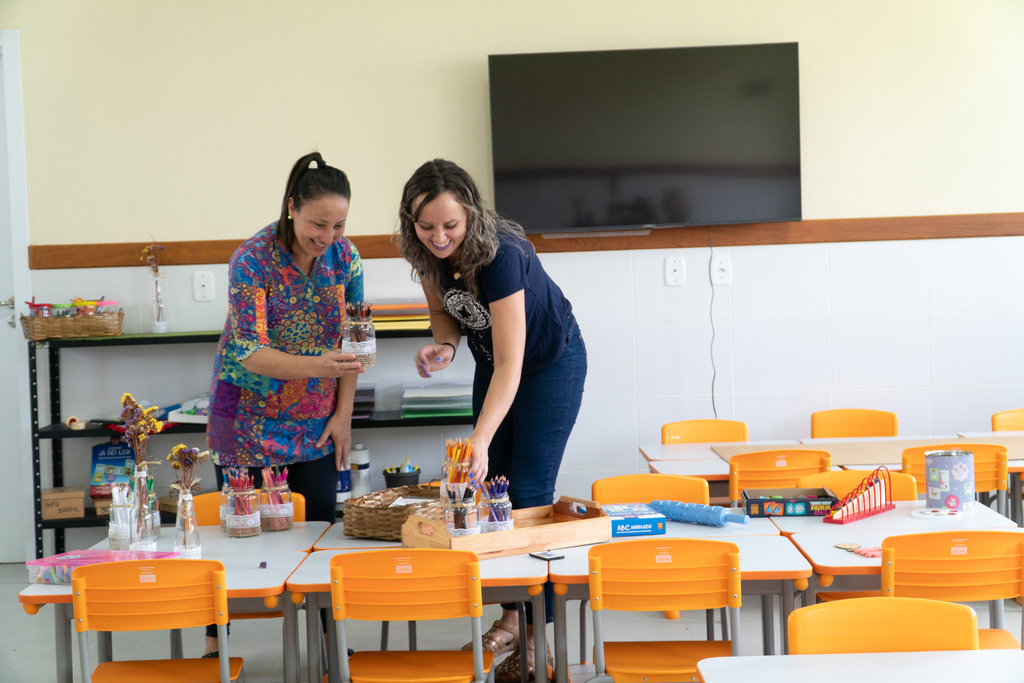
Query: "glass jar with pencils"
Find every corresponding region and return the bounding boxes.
[129,465,158,551]
[219,484,231,532]
[444,496,480,536]
[107,482,131,550]
[479,477,513,533]
[225,469,261,538]
[342,302,376,367]
[259,467,293,532]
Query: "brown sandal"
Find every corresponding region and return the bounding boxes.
[462,619,519,655]
[493,641,554,683]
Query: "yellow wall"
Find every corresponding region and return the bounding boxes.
[2,0,1023,244]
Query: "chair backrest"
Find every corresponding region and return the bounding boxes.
[810,409,898,439]
[881,531,1024,603]
[901,443,1008,495]
[72,559,228,633]
[728,449,832,503]
[795,470,918,501]
[193,490,306,525]
[592,474,709,506]
[588,538,740,613]
[661,419,748,444]
[787,597,979,654]
[330,548,482,622]
[993,409,1024,432]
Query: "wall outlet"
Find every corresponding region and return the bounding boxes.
[711,253,732,286]
[664,257,685,286]
[192,271,215,302]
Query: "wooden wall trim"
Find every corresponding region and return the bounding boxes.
[27,212,1024,269]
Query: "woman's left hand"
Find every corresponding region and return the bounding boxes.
[316,413,352,470]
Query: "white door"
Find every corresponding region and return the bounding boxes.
[0,29,35,561]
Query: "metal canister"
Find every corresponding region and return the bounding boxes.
[924,449,975,511]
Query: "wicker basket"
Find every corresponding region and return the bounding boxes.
[20,311,123,341]
[343,484,441,541]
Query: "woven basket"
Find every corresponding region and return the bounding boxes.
[343,484,441,541]
[20,311,123,341]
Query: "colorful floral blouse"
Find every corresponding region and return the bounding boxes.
[207,224,363,467]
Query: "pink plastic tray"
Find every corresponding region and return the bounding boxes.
[26,549,180,584]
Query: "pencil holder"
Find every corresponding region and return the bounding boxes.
[260,484,293,532]
[342,319,376,367]
[107,503,131,550]
[219,485,231,532]
[444,498,479,536]
[479,493,513,533]
[225,488,261,538]
[441,457,471,502]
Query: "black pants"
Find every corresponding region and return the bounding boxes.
[205,454,339,638]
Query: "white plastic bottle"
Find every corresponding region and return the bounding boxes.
[350,443,371,498]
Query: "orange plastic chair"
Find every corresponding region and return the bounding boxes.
[661,419,748,444]
[72,559,243,682]
[810,409,898,439]
[588,538,741,682]
[592,473,710,506]
[901,443,1008,514]
[329,549,493,683]
[795,470,918,501]
[728,449,832,507]
[193,490,306,525]
[880,530,1024,649]
[993,409,1024,432]
[591,474,711,629]
[788,597,978,654]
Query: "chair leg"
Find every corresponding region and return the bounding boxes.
[169,629,183,659]
[98,631,113,662]
[380,621,389,651]
[517,602,529,683]
[706,609,716,641]
[78,631,92,683]
[719,607,729,640]
[579,600,587,664]
[408,621,417,650]
[761,595,775,655]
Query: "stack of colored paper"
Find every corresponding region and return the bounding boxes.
[371,298,430,331]
[353,385,375,420]
[400,383,473,418]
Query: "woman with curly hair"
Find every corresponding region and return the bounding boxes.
[396,159,587,682]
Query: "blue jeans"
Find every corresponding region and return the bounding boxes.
[473,317,587,623]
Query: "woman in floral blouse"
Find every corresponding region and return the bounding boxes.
[207,152,365,524]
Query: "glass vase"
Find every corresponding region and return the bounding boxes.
[108,503,131,550]
[129,465,158,551]
[174,491,202,558]
[149,272,168,333]
[148,487,161,537]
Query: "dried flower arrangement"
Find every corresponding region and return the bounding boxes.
[167,444,210,494]
[142,243,167,332]
[120,392,164,465]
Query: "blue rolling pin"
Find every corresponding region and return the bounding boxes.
[649,500,750,527]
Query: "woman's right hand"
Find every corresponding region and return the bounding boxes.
[316,350,366,378]
[414,343,455,378]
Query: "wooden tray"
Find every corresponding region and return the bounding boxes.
[401,495,611,560]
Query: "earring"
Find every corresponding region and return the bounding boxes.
[287,215,292,220]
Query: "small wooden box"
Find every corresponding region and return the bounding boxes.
[41,486,85,520]
[93,499,111,516]
[402,496,611,560]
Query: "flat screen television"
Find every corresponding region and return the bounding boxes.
[488,43,801,234]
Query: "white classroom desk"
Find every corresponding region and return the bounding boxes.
[799,434,956,444]
[286,548,551,683]
[697,650,1024,683]
[313,521,404,550]
[649,459,842,478]
[769,500,1017,536]
[960,431,1024,526]
[90,521,330,555]
[19,551,309,683]
[547,523,812,682]
[639,440,798,462]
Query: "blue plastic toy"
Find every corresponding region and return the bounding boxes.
[649,500,750,527]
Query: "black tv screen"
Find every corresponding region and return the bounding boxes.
[488,43,801,234]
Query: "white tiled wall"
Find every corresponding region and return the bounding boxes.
[30,234,1024,539]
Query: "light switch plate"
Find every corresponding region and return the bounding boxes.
[192,271,215,302]
[664,257,685,286]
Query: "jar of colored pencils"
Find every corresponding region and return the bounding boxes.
[225,488,261,538]
[479,493,513,534]
[219,484,231,532]
[342,302,376,367]
[260,486,293,531]
[445,497,480,536]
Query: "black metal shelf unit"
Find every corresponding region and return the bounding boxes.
[28,328,472,556]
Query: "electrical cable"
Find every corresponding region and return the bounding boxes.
[707,225,718,419]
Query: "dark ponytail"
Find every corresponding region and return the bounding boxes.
[277,152,352,253]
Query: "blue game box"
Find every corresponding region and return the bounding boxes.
[601,503,667,537]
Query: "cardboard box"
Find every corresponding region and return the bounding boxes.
[94,499,111,516]
[403,496,611,560]
[41,486,85,520]
[602,503,667,537]
[742,487,838,518]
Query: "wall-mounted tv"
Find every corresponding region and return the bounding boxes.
[488,43,801,234]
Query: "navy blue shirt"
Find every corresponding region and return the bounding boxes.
[438,234,573,374]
